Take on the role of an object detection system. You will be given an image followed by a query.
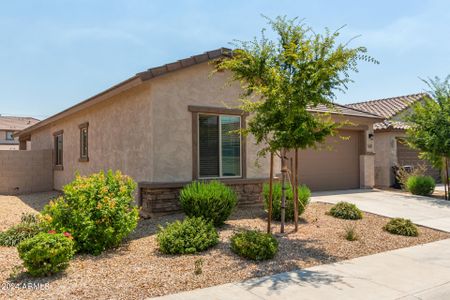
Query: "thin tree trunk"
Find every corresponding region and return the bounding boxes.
[445,157,449,201]
[280,149,287,233]
[267,152,274,233]
[294,148,299,232]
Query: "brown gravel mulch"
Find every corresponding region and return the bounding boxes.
[0,194,449,300]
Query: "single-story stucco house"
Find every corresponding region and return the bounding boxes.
[348,93,441,187]
[16,48,383,215]
[0,115,39,150]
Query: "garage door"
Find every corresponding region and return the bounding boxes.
[295,130,361,191]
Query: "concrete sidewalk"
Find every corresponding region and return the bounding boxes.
[153,239,450,300]
[312,189,450,232]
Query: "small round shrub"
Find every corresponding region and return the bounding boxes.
[230,230,278,261]
[263,183,311,221]
[0,213,43,247]
[384,218,418,237]
[329,202,363,220]
[179,181,237,226]
[157,217,219,254]
[41,170,139,255]
[17,232,75,277]
[406,175,435,196]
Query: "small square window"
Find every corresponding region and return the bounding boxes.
[5,131,14,141]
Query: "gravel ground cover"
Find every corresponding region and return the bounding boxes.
[0,193,449,299]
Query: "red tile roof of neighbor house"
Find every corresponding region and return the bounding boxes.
[17,48,382,138]
[347,93,428,131]
[0,115,39,131]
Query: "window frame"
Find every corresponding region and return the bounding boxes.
[79,122,89,162]
[189,105,247,180]
[53,130,64,170]
[197,113,242,179]
[5,131,14,141]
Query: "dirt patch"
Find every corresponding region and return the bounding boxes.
[0,202,449,300]
[0,192,60,231]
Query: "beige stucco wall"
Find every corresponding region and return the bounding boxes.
[149,62,276,182]
[30,83,153,190]
[360,154,375,188]
[0,150,53,194]
[374,131,404,187]
[0,144,18,150]
[26,61,378,191]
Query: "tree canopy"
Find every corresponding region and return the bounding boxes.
[216,16,378,156]
[406,76,450,167]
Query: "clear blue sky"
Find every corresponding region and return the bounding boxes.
[1,0,449,119]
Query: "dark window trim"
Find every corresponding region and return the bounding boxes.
[79,122,89,162]
[190,106,247,180]
[53,130,64,171]
[5,131,14,141]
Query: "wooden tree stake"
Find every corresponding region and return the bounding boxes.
[294,148,299,232]
[267,152,274,233]
[280,150,287,233]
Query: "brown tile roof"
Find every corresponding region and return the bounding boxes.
[373,120,410,131]
[308,103,383,119]
[347,93,428,131]
[346,93,427,119]
[0,116,39,131]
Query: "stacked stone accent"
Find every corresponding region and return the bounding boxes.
[139,179,265,216]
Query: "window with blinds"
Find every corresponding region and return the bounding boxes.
[198,114,241,178]
[55,134,63,166]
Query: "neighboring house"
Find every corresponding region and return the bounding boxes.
[348,93,441,187]
[0,115,39,150]
[16,48,381,214]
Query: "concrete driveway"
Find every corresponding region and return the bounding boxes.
[312,189,450,232]
[153,189,450,300]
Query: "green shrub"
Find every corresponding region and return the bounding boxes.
[0,213,43,247]
[230,230,278,260]
[17,232,75,277]
[384,218,418,237]
[406,175,436,196]
[263,183,311,221]
[157,217,219,254]
[179,181,237,226]
[41,170,139,255]
[329,202,363,220]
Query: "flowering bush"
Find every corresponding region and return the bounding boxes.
[17,232,75,277]
[41,170,139,255]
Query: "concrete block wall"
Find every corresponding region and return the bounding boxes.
[0,150,53,195]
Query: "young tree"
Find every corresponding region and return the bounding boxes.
[216,16,377,232]
[406,76,450,200]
